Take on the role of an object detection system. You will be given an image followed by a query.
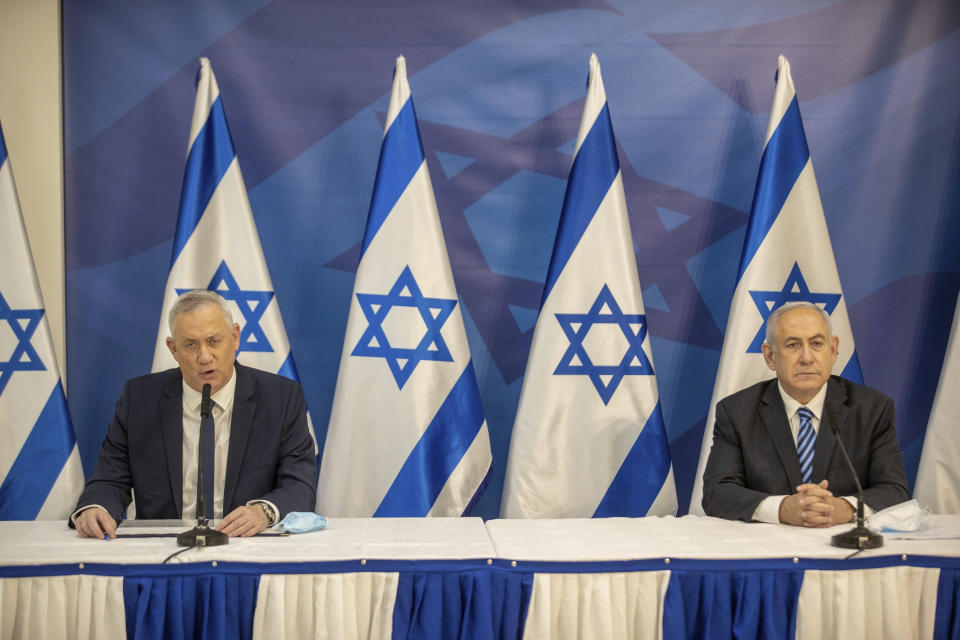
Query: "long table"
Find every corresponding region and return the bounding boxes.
[1,516,958,639]
[486,516,960,639]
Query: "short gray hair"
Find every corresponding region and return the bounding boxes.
[167,290,234,337]
[764,301,833,350]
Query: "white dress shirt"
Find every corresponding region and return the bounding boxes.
[181,374,235,521]
[180,373,278,525]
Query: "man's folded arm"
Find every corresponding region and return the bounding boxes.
[860,398,909,511]
[68,384,135,528]
[702,402,771,521]
[255,383,317,519]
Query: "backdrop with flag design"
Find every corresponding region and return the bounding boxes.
[0,123,84,519]
[317,56,492,517]
[501,54,676,518]
[914,292,960,513]
[62,1,960,517]
[688,55,865,515]
[151,57,314,450]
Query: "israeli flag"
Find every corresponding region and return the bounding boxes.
[0,123,84,519]
[689,55,864,515]
[914,291,960,513]
[152,59,312,440]
[317,56,492,517]
[500,55,677,518]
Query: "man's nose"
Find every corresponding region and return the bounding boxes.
[197,344,213,363]
[798,343,814,362]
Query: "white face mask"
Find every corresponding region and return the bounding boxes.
[866,499,927,533]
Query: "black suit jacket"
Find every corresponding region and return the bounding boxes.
[70,363,317,526]
[702,376,908,521]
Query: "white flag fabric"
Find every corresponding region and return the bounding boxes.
[152,59,313,442]
[317,56,492,517]
[688,55,864,515]
[0,123,84,519]
[500,54,677,518]
[914,292,960,513]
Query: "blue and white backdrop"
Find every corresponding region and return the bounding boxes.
[63,0,960,518]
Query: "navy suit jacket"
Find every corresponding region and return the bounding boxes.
[702,376,908,522]
[70,363,316,526]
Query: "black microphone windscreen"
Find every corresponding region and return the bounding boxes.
[200,383,212,418]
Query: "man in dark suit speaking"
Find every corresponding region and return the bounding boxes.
[71,290,316,539]
[702,301,908,526]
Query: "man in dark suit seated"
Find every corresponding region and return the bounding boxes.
[71,290,316,539]
[702,301,908,526]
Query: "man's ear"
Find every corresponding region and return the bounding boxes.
[761,343,777,371]
[166,336,177,357]
[831,335,840,361]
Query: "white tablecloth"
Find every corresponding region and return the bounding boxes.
[0,517,494,566]
[485,514,958,561]
[0,518,495,640]
[485,515,960,640]
[2,516,958,640]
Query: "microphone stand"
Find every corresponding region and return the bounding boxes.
[828,408,882,550]
[178,383,228,547]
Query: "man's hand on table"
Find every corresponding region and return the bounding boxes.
[217,504,270,537]
[75,506,117,540]
[779,480,856,527]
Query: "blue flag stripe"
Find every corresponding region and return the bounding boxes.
[0,126,7,167]
[277,351,301,382]
[0,384,75,519]
[375,362,485,516]
[171,96,236,265]
[840,350,864,384]
[361,98,426,258]
[593,402,672,517]
[736,97,810,282]
[541,104,619,304]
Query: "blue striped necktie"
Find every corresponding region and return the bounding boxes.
[796,406,815,484]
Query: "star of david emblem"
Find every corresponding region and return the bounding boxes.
[351,265,458,389]
[746,262,842,353]
[0,291,46,395]
[177,260,275,353]
[553,284,654,405]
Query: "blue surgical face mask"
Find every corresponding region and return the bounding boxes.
[278,512,329,534]
[866,499,926,533]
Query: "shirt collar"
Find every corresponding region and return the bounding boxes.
[777,379,827,420]
[182,367,238,413]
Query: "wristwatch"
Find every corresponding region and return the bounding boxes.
[250,501,277,526]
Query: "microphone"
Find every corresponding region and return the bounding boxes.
[200,382,212,420]
[827,407,882,550]
[177,383,228,547]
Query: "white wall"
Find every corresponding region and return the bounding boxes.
[0,0,65,383]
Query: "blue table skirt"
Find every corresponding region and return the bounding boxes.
[3,555,958,640]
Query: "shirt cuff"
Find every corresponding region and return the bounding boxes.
[752,495,786,524]
[246,500,279,526]
[71,504,108,525]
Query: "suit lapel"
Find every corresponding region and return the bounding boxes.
[159,372,184,517]
[224,364,255,511]
[813,377,846,484]
[759,381,804,489]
